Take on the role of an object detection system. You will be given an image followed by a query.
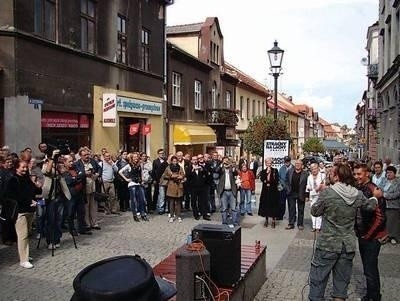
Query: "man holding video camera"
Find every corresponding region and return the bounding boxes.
[41,149,71,249]
[73,148,101,230]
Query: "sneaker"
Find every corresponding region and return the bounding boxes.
[168,217,174,223]
[20,261,33,269]
[390,238,397,245]
[48,244,55,250]
[168,213,171,218]
[36,233,41,240]
[55,243,60,248]
[177,217,182,223]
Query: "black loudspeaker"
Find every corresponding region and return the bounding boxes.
[192,224,241,287]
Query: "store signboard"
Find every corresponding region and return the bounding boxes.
[263,140,290,169]
[42,112,89,128]
[116,96,162,115]
[102,93,117,127]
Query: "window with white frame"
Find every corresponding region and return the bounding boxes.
[172,72,181,106]
[211,82,217,108]
[194,80,202,110]
[226,91,231,109]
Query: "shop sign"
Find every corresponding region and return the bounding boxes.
[102,93,117,127]
[116,96,162,115]
[142,124,152,135]
[129,123,140,136]
[263,140,290,169]
[42,112,89,128]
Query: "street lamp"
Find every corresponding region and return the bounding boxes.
[268,40,284,121]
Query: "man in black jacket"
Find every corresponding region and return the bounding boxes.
[152,149,169,214]
[285,160,308,230]
[187,155,210,221]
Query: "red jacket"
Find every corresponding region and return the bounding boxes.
[239,170,256,191]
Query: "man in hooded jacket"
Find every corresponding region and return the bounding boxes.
[308,164,380,301]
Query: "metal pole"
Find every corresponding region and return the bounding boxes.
[274,74,278,121]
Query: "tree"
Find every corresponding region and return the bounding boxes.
[303,137,325,154]
[242,116,291,157]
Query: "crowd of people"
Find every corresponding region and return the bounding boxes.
[0,142,398,301]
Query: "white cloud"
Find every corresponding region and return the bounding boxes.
[294,91,334,111]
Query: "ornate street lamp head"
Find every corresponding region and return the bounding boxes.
[268,40,284,75]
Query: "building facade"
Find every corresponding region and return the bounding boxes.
[376,0,400,162]
[166,17,239,156]
[0,0,169,155]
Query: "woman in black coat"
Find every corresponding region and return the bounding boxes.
[258,158,280,228]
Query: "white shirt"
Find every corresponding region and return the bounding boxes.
[224,169,232,190]
[306,172,326,199]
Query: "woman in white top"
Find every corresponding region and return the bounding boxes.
[307,163,326,232]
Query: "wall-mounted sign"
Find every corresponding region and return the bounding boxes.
[129,123,140,136]
[102,93,117,127]
[142,124,152,135]
[116,96,162,115]
[42,112,89,129]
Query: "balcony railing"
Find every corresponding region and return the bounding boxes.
[367,64,378,79]
[367,108,377,128]
[207,109,239,126]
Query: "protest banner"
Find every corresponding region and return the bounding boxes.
[263,140,290,169]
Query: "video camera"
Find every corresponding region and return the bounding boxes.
[46,142,71,159]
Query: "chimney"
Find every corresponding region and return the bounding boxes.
[288,96,293,102]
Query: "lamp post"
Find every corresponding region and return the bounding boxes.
[267,41,284,121]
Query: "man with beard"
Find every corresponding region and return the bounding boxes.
[353,163,386,301]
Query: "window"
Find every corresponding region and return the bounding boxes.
[252,99,256,117]
[81,0,96,53]
[225,91,231,109]
[117,15,127,63]
[210,41,219,64]
[141,28,150,71]
[172,72,181,106]
[240,96,244,119]
[34,0,56,41]
[247,98,250,120]
[194,80,202,110]
[211,82,217,108]
[258,100,261,116]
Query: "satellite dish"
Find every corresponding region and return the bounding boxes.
[360,57,368,66]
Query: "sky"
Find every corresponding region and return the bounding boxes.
[166,0,378,127]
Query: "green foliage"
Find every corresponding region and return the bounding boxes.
[303,137,325,154]
[242,116,291,157]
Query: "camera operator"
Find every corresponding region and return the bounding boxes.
[41,150,72,250]
[73,148,101,230]
[63,155,90,235]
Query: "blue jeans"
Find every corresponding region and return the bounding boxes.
[239,189,252,214]
[36,203,46,236]
[220,190,238,224]
[309,245,355,300]
[157,185,166,213]
[45,198,64,244]
[129,185,146,216]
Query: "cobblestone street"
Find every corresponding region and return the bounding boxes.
[1,184,400,301]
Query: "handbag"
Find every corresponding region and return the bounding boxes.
[0,198,19,222]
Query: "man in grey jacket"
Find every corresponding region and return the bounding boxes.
[308,164,380,301]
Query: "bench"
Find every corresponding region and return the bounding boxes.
[153,244,267,301]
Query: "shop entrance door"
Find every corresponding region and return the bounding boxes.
[120,117,146,153]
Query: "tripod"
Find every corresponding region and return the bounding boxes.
[37,161,77,256]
